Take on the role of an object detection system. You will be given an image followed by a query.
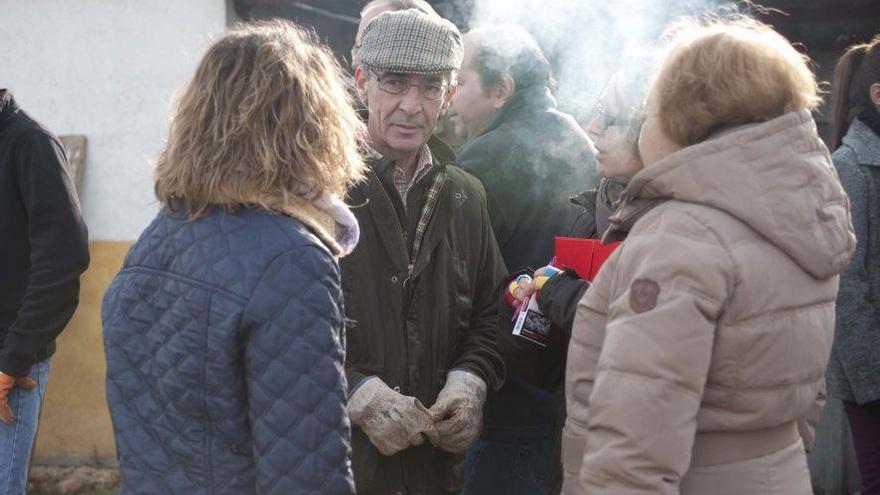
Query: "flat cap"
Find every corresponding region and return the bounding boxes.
[359,9,463,74]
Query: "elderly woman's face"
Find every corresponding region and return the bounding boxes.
[638,92,683,167]
[585,77,644,182]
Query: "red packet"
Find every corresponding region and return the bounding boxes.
[554,237,621,282]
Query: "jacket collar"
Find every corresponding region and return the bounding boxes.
[842,118,880,167]
[480,86,555,137]
[606,110,854,278]
[0,89,18,132]
[369,134,456,174]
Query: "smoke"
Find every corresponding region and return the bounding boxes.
[455,0,725,120]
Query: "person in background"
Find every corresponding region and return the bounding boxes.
[0,89,90,494]
[344,10,506,495]
[826,34,880,495]
[102,20,365,494]
[450,25,596,494]
[523,61,654,337]
[563,17,854,494]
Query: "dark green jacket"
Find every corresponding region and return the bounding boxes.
[341,137,507,494]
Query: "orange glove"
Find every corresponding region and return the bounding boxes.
[0,372,37,425]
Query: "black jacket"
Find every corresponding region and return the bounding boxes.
[456,86,597,273]
[0,90,89,376]
[456,86,596,443]
[341,137,506,494]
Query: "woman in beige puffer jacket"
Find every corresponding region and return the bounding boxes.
[561,17,856,495]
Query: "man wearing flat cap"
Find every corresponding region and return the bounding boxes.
[341,9,507,495]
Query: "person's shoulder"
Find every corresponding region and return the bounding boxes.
[634,200,734,246]
[179,207,329,260]
[240,208,332,254]
[3,108,59,144]
[831,144,871,196]
[456,127,516,165]
[832,143,860,171]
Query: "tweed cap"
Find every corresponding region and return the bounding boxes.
[359,9,463,74]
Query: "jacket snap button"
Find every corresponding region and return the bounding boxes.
[391,275,399,284]
[393,385,401,392]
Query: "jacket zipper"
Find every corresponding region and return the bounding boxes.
[367,168,414,280]
[367,168,414,390]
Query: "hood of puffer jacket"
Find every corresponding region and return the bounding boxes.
[610,109,855,280]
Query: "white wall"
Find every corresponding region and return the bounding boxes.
[0,0,227,240]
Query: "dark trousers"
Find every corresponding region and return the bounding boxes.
[460,436,560,495]
[845,400,880,495]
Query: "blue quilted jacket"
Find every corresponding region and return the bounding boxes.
[102,206,355,494]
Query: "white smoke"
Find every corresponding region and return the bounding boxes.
[461,0,725,119]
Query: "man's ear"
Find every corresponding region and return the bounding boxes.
[492,74,515,109]
[355,66,369,106]
[871,82,880,111]
[441,84,458,113]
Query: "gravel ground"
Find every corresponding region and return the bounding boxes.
[28,466,119,495]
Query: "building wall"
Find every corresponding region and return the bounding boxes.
[0,0,227,464]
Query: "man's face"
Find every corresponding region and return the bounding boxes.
[451,38,504,141]
[356,67,457,158]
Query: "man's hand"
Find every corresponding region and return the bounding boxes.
[0,372,37,425]
[346,377,434,456]
[426,370,487,453]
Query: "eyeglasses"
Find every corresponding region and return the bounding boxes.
[593,102,631,130]
[371,70,451,101]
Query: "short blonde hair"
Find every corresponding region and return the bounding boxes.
[155,20,366,219]
[650,16,821,146]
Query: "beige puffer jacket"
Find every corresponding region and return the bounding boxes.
[561,110,855,495]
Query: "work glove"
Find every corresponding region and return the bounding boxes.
[346,377,434,456]
[426,370,487,453]
[0,372,37,425]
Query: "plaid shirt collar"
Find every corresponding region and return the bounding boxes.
[392,143,433,204]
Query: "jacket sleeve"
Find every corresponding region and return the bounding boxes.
[2,130,89,376]
[832,160,880,403]
[537,270,589,336]
[579,214,734,494]
[244,246,355,495]
[450,187,508,391]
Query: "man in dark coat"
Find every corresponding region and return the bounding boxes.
[0,89,89,492]
[450,26,597,494]
[343,10,507,495]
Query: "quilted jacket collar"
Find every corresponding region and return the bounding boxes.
[234,194,346,257]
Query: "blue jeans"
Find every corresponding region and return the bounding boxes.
[460,435,558,495]
[0,359,51,494]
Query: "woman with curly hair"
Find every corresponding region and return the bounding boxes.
[102,20,365,494]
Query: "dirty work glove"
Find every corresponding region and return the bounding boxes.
[0,372,37,425]
[346,377,434,456]
[426,370,487,453]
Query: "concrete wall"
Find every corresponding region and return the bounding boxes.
[1,0,227,240]
[0,0,227,464]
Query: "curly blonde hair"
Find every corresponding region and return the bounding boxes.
[155,19,366,218]
[651,16,821,146]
